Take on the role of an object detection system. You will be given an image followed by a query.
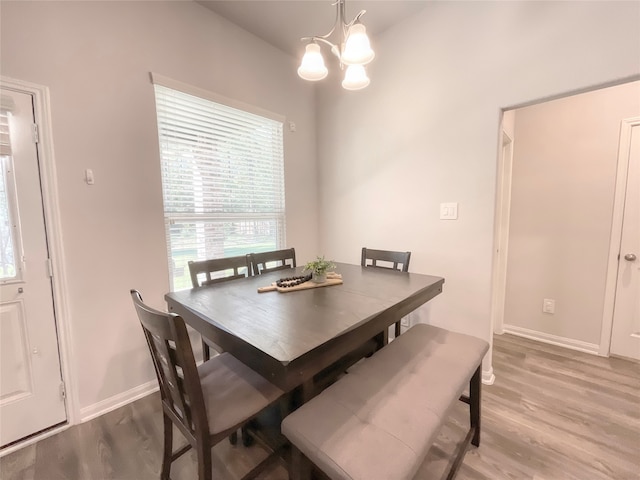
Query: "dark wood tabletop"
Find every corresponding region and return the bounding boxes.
[165,262,444,393]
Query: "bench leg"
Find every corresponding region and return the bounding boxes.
[447,364,483,480]
[470,365,481,447]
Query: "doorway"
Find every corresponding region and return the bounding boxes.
[603,117,640,361]
[0,82,70,449]
[491,81,640,356]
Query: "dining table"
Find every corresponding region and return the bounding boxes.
[165,262,444,401]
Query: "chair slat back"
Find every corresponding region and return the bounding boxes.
[248,248,296,276]
[130,290,208,439]
[361,247,411,272]
[188,255,251,288]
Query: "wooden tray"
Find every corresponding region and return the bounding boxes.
[258,273,342,293]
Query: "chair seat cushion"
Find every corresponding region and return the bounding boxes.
[198,352,283,435]
[281,324,489,480]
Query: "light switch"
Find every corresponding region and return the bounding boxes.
[85,169,95,185]
[440,203,458,220]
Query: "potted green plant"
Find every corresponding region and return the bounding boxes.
[303,256,336,283]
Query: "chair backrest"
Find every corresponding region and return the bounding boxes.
[188,255,251,288]
[361,247,411,272]
[130,290,208,440]
[248,248,296,276]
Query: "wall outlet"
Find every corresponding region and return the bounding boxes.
[401,316,410,328]
[542,298,555,314]
[440,202,458,220]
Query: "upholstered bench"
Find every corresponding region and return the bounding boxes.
[281,324,489,480]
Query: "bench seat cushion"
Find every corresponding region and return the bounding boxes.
[281,324,489,480]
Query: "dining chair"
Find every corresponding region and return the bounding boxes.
[248,248,296,276]
[361,247,412,338]
[188,255,251,288]
[361,247,411,272]
[130,290,285,480]
[188,255,252,361]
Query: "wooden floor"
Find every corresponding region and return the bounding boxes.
[2,333,639,480]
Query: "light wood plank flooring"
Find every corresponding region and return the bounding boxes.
[2,333,639,480]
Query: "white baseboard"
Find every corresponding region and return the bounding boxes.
[79,380,159,423]
[0,424,69,458]
[1,381,158,455]
[502,324,599,355]
[482,367,495,385]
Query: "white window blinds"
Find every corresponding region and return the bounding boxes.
[153,83,285,291]
[0,99,12,157]
[0,104,15,280]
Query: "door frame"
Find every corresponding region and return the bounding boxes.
[490,124,514,335]
[600,116,640,356]
[0,77,77,452]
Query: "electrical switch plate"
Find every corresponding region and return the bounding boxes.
[85,169,95,185]
[543,298,555,314]
[288,121,296,132]
[440,202,458,220]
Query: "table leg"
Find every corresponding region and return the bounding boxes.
[290,445,312,480]
[300,380,317,404]
[374,329,388,350]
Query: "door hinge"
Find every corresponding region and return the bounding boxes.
[32,123,39,144]
[59,382,66,400]
[46,258,54,278]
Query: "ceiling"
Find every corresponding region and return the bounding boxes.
[196,1,428,57]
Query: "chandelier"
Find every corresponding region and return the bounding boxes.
[297,0,375,91]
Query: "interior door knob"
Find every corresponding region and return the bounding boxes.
[624,253,637,261]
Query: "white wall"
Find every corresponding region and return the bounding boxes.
[0,1,318,416]
[316,1,640,377]
[505,81,640,347]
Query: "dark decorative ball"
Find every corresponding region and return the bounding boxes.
[276,274,312,288]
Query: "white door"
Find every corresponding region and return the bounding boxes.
[0,88,66,447]
[610,119,640,360]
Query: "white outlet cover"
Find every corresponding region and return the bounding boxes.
[440,203,458,220]
[85,168,95,185]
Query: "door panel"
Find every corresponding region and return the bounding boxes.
[0,300,31,401]
[0,88,66,447]
[610,121,640,360]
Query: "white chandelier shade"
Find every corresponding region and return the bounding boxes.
[341,23,375,65]
[342,64,370,90]
[297,43,329,81]
[297,0,375,91]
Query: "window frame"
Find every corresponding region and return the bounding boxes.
[151,74,287,291]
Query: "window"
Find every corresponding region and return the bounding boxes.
[153,78,285,291]
[0,102,18,281]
